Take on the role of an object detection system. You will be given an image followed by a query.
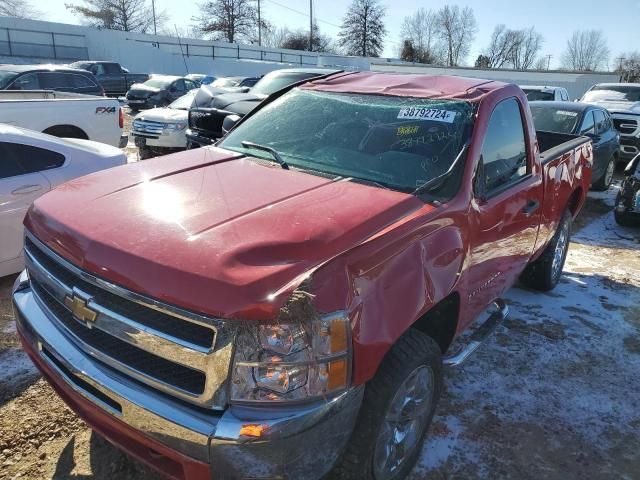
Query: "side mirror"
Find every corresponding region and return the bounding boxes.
[222,115,241,134]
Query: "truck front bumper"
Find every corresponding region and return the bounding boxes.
[13,275,363,480]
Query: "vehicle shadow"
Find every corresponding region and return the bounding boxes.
[52,432,161,479]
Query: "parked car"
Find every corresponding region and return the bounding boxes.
[0,124,126,277]
[69,61,149,97]
[210,76,260,88]
[614,154,640,226]
[130,90,196,159]
[0,90,126,147]
[0,64,103,96]
[185,73,216,86]
[529,100,619,190]
[187,68,339,146]
[13,73,592,480]
[581,83,640,161]
[520,85,570,102]
[125,76,199,110]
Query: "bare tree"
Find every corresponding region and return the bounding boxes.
[509,27,543,70]
[618,52,640,82]
[534,57,549,70]
[0,0,40,18]
[435,5,477,67]
[399,8,441,64]
[279,24,335,53]
[66,0,160,32]
[338,0,386,57]
[485,24,517,68]
[194,0,260,44]
[561,30,610,71]
[262,25,291,49]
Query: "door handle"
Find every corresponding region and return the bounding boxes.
[522,199,540,216]
[11,184,42,195]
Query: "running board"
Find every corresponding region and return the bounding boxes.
[443,299,509,367]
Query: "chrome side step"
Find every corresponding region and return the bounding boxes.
[443,299,508,367]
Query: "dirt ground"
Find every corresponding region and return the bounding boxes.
[1,171,639,479]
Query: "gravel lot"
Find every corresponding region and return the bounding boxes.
[0,163,638,479]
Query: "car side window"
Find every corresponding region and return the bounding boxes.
[0,144,25,179]
[173,80,186,92]
[38,73,71,90]
[580,111,595,135]
[185,80,197,90]
[0,142,65,175]
[10,72,40,90]
[594,110,607,134]
[480,98,529,195]
[72,74,97,88]
[103,63,120,74]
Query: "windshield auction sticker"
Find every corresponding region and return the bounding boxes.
[398,108,457,123]
[556,110,578,117]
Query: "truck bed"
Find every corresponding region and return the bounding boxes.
[0,90,104,101]
[537,130,591,164]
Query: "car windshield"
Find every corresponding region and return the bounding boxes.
[530,106,580,134]
[143,78,173,89]
[0,70,18,89]
[523,89,554,101]
[582,85,640,103]
[251,73,318,96]
[219,89,474,195]
[211,78,239,87]
[169,90,197,109]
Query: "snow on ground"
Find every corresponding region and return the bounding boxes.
[412,200,640,479]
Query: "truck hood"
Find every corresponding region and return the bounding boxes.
[583,99,640,114]
[135,107,187,123]
[25,147,425,320]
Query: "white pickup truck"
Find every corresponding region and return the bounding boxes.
[0,91,127,148]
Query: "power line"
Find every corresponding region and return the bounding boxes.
[264,0,341,29]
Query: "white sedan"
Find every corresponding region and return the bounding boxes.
[0,124,126,277]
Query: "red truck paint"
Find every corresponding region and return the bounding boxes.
[19,72,592,477]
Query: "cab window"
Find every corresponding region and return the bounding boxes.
[594,110,607,134]
[479,98,529,195]
[9,73,40,90]
[580,111,595,135]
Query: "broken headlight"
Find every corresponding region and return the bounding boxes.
[230,312,351,404]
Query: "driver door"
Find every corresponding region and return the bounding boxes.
[465,97,543,325]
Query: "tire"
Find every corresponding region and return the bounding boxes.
[592,155,615,191]
[520,209,572,291]
[614,194,636,227]
[331,330,442,480]
[139,146,153,160]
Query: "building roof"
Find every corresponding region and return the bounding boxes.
[301,71,506,101]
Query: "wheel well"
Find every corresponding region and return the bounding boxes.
[567,188,583,217]
[411,292,460,354]
[43,125,89,140]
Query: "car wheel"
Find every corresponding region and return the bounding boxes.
[614,193,637,227]
[520,209,572,291]
[330,330,442,480]
[592,155,615,191]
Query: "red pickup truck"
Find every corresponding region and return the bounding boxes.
[13,72,592,480]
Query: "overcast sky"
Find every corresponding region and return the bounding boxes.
[41,0,640,69]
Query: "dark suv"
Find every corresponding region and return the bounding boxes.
[0,64,103,96]
[186,68,339,147]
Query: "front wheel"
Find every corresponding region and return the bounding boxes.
[331,330,442,480]
[592,155,615,191]
[520,209,572,291]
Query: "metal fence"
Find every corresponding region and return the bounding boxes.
[0,27,89,61]
[133,39,319,66]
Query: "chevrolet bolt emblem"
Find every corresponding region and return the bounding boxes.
[64,289,98,326]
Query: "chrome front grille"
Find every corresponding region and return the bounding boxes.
[612,114,640,137]
[24,233,234,409]
[132,119,164,139]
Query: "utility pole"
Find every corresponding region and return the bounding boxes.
[546,54,552,70]
[151,0,157,35]
[257,0,261,46]
[309,0,313,51]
